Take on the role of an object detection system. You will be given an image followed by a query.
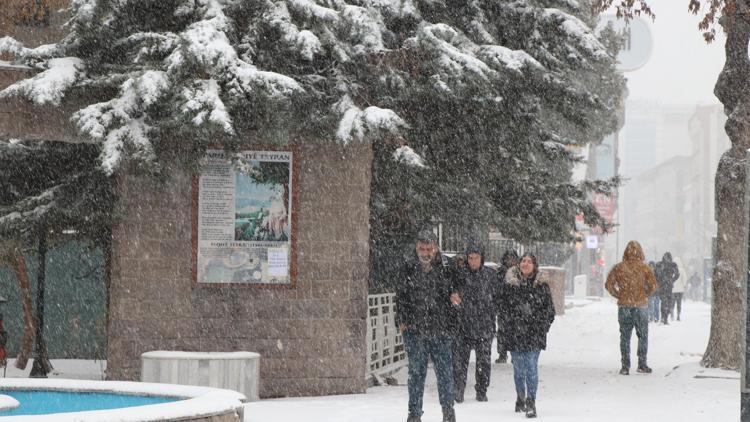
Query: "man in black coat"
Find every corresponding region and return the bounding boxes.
[452,243,499,403]
[655,252,679,325]
[396,230,461,422]
[495,250,519,363]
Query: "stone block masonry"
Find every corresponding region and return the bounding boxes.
[108,140,372,397]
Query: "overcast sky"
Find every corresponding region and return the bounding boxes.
[621,1,726,106]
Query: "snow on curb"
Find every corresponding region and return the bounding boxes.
[0,395,19,412]
[0,378,245,421]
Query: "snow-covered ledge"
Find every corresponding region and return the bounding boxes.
[141,351,260,401]
[0,378,244,421]
[0,394,20,412]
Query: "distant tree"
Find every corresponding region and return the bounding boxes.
[593,0,749,370]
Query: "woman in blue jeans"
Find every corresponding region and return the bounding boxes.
[498,253,555,418]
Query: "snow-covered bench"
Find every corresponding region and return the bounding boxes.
[141,351,260,401]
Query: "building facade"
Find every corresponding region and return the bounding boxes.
[1,2,372,397]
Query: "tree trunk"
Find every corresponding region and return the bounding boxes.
[9,251,36,370]
[702,4,750,369]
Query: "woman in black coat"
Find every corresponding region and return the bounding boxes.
[499,253,555,419]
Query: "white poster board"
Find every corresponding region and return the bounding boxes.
[195,149,294,285]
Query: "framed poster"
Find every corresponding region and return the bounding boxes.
[192,148,297,287]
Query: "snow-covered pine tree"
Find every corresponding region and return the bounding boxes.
[0,138,114,371]
[0,140,114,249]
[1,0,622,279]
[369,0,624,285]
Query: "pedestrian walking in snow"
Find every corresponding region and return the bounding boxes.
[687,272,701,301]
[654,252,679,325]
[646,261,660,323]
[495,250,519,364]
[451,243,498,403]
[396,230,461,422]
[671,257,687,321]
[498,253,555,418]
[605,241,657,375]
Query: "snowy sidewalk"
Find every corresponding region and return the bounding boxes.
[244,300,738,422]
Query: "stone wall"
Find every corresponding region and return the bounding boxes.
[0,0,70,52]
[107,140,372,397]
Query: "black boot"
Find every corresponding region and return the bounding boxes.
[525,398,536,418]
[454,386,464,403]
[442,407,456,422]
[515,395,526,412]
[406,414,422,422]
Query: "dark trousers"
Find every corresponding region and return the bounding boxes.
[660,293,673,323]
[496,318,508,357]
[403,331,454,416]
[453,336,493,395]
[618,306,649,369]
[672,292,683,319]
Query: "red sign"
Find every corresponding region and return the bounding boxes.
[592,193,616,224]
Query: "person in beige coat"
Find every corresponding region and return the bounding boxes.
[671,257,687,321]
[605,241,658,375]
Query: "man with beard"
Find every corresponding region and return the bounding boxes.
[396,230,461,422]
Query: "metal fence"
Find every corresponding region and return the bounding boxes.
[366,293,407,381]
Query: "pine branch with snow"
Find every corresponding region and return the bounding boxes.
[2,0,624,248]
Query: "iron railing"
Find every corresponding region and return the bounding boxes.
[366,293,406,382]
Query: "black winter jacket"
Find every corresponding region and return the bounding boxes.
[655,256,679,297]
[454,265,499,339]
[498,267,555,351]
[395,254,458,338]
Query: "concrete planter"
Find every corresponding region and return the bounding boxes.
[141,351,260,401]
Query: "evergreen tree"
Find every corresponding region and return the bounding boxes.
[1,0,622,284]
[0,140,114,249]
[0,139,115,372]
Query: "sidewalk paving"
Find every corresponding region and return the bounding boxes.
[0,300,736,421]
[244,300,737,422]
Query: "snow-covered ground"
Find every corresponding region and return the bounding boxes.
[1,299,737,421]
[244,300,738,422]
[2,359,106,380]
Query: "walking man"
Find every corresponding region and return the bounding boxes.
[655,252,679,325]
[396,230,461,422]
[452,243,498,403]
[605,241,657,375]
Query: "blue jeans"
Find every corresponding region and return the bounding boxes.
[648,296,660,322]
[618,306,649,368]
[403,331,454,416]
[510,350,540,399]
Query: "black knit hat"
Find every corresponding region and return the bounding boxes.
[416,229,438,244]
[465,242,484,257]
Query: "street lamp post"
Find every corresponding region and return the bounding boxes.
[0,294,7,377]
[741,150,750,421]
[29,222,51,378]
